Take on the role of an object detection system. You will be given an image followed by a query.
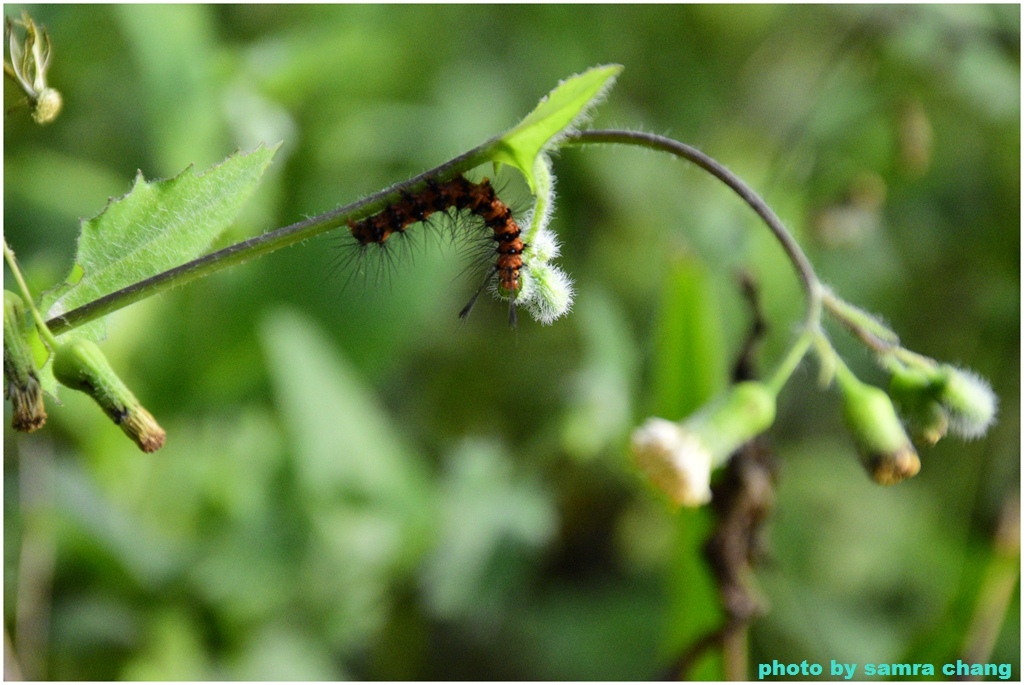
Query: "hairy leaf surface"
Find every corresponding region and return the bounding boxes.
[493,64,621,190]
[44,144,278,342]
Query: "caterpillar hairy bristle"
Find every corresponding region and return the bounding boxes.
[343,174,526,327]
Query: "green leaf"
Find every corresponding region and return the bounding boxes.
[260,307,436,650]
[492,64,621,191]
[43,144,279,342]
[664,508,723,680]
[260,307,433,529]
[420,440,556,620]
[651,253,728,419]
[120,610,212,680]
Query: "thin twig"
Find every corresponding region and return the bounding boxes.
[665,624,731,680]
[4,628,22,681]
[959,496,1020,672]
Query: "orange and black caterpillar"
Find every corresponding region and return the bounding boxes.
[347,175,526,326]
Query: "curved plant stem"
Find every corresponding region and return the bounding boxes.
[820,289,897,353]
[44,140,503,335]
[767,331,815,395]
[4,239,58,349]
[561,129,824,328]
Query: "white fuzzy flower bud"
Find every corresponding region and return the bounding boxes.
[938,365,997,439]
[631,418,713,507]
[527,225,561,263]
[519,263,574,325]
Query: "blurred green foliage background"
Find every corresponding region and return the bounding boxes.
[4,5,1019,680]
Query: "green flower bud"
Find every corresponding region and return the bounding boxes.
[888,362,996,442]
[935,365,997,439]
[838,367,919,485]
[694,382,777,458]
[52,340,165,452]
[517,262,574,325]
[889,366,948,445]
[631,382,776,507]
[3,290,47,432]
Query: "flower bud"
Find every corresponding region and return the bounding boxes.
[888,362,996,442]
[52,340,165,452]
[888,366,948,445]
[694,382,777,458]
[6,13,62,126]
[3,290,47,432]
[631,417,713,507]
[31,87,62,125]
[526,225,561,263]
[631,382,776,507]
[518,262,574,325]
[838,368,919,485]
[935,365,997,440]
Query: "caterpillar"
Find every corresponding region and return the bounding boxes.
[346,175,525,326]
